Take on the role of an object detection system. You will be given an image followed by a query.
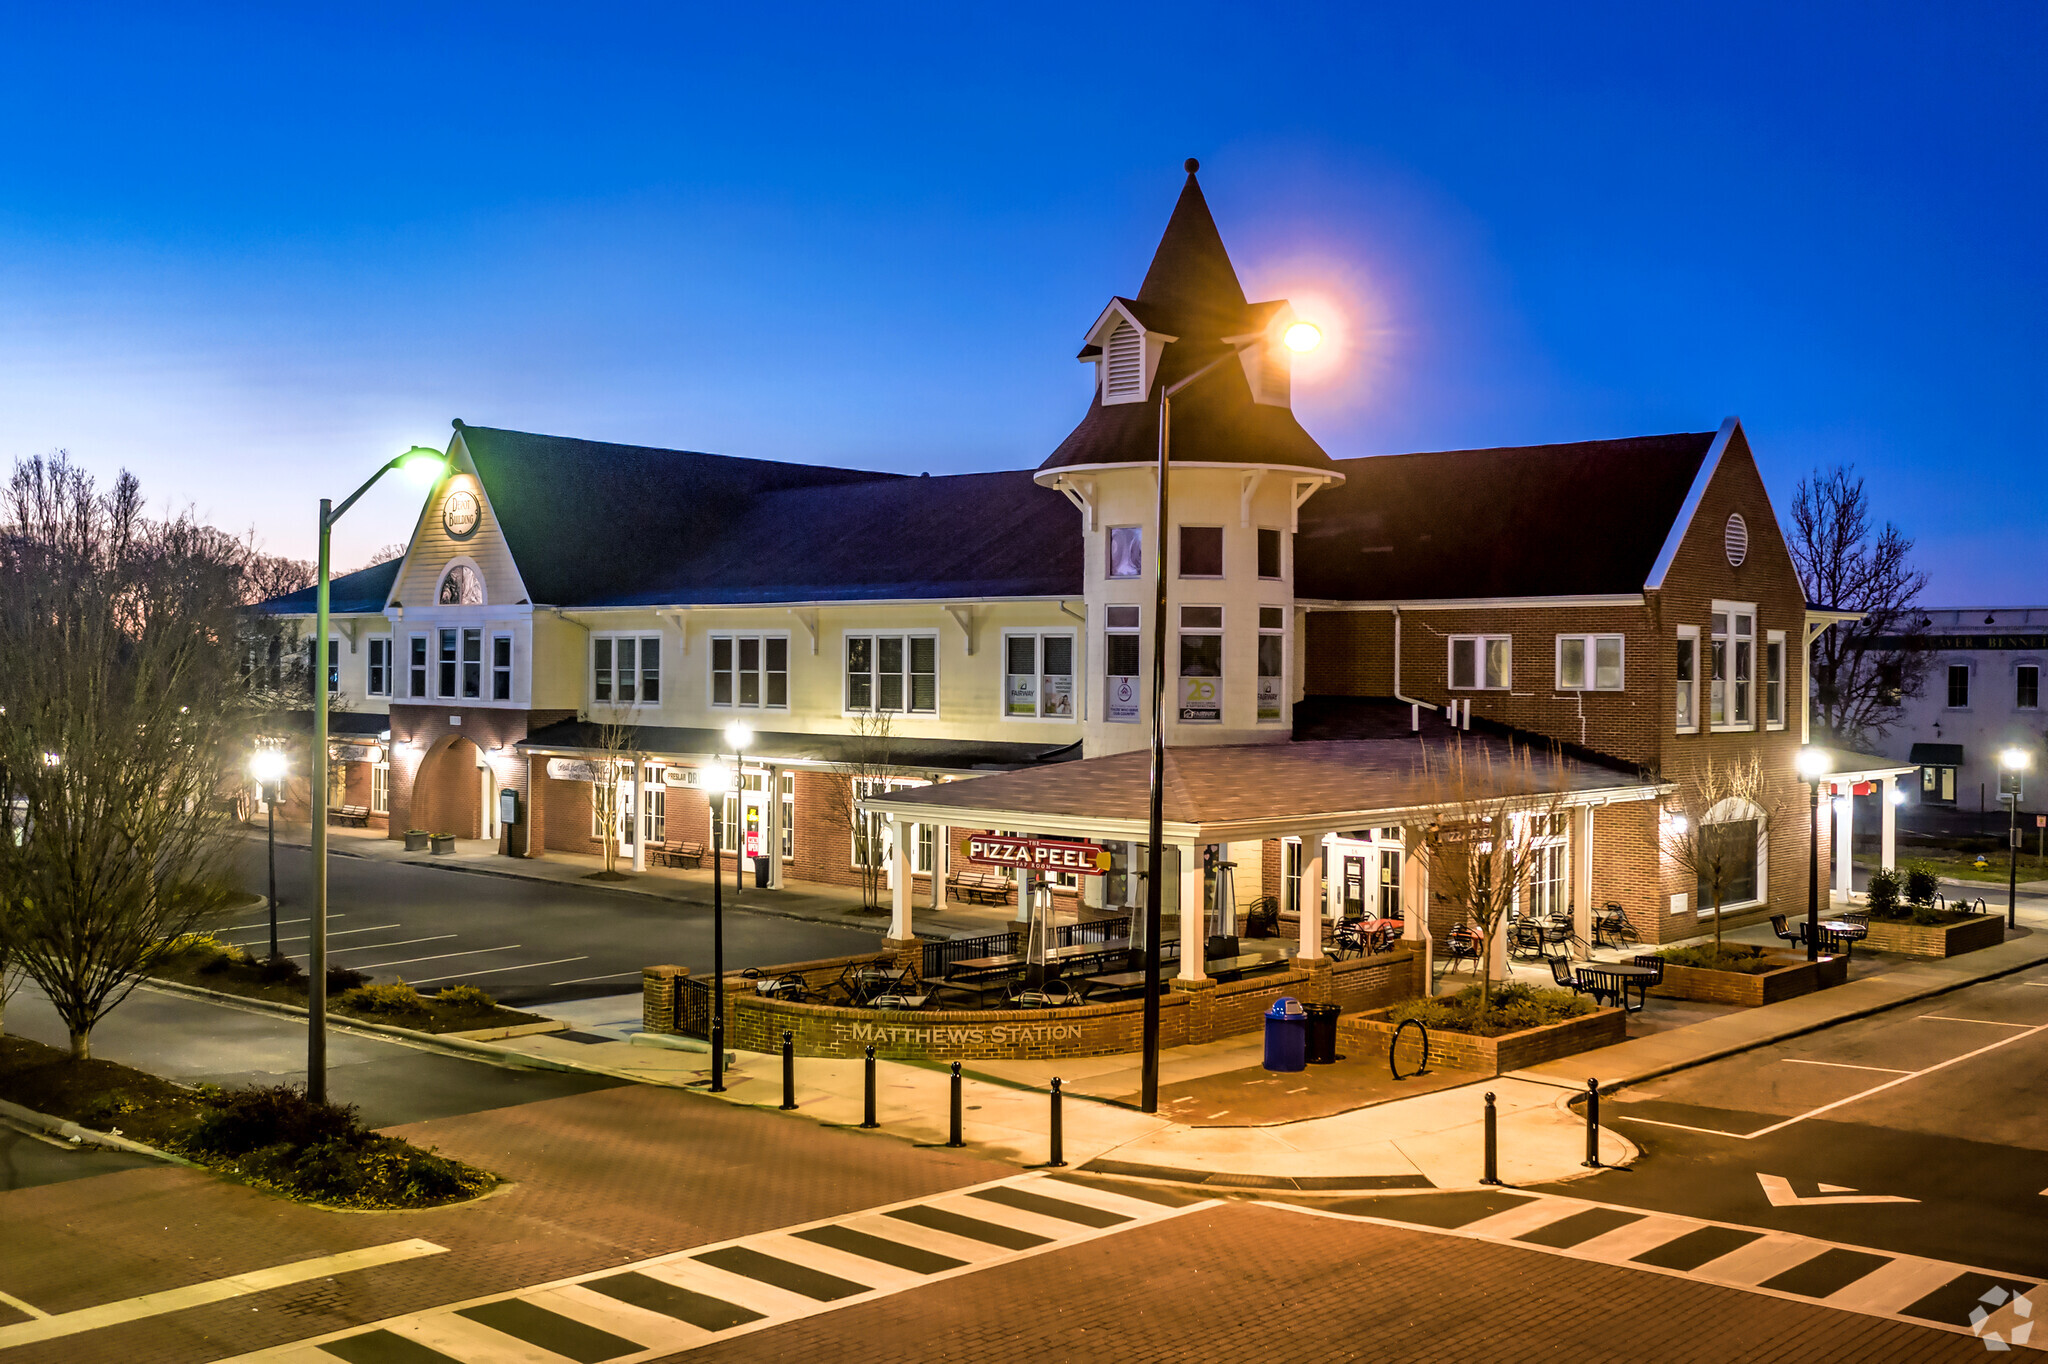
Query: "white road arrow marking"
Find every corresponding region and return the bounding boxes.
[1758,1173,1918,1207]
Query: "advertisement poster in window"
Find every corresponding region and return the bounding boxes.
[1042,672,1074,717]
[1108,675,1140,723]
[1256,675,1282,721]
[1179,675,1220,723]
[1006,674,1037,716]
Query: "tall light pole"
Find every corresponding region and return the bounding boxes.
[249,748,289,961]
[2001,746,2030,929]
[1139,310,1320,1114]
[1796,746,1831,962]
[309,445,450,1105]
[708,720,751,1093]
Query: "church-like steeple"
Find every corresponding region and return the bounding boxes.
[1134,160,1250,336]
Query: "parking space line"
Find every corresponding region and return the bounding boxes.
[411,957,588,985]
[224,924,399,948]
[354,945,521,971]
[1916,1015,2033,1026]
[1743,1020,2048,1139]
[1781,1059,1913,1074]
[331,934,457,954]
[229,916,344,931]
[551,970,644,986]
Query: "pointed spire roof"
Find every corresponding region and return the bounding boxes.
[1134,160,1249,336]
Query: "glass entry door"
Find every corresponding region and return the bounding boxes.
[1378,846,1403,919]
[1340,856,1367,918]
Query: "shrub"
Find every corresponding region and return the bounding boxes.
[257,955,306,986]
[1903,860,1942,907]
[1386,983,1594,1037]
[183,1084,361,1158]
[335,980,426,1015]
[1864,867,1904,920]
[433,983,495,1011]
[325,965,367,994]
[155,932,250,974]
[1656,944,1781,975]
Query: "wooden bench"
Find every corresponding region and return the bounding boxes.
[328,805,371,827]
[947,870,1013,905]
[650,840,705,869]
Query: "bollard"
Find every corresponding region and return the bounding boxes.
[948,1061,964,1147]
[709,1016,725,1094]
[861,1044,878,1129]
[1480,1091,1500,1185]
[1047,1077,1066,1168]
[779,1030,796,1110]
[1583,1078,1600,1168]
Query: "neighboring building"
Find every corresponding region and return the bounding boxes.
[262,162,1882,951]
[1870,607,2047,814]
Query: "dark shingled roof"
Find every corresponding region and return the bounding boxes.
[1295,432,1716,601]
[259,558,400,615]
[517,718,1077,772]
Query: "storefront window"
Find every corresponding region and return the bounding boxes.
[1178,606,1222,723]
[1105,606,1141,724]
[1004,632,1075,718]
[1257,606,1284,721]
[1697,818,1760,907]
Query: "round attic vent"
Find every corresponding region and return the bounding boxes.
[1725,513,1749,568]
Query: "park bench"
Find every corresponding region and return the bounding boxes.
[651,840,705,869]
[328,805,370,827]
[947,870,1013,905]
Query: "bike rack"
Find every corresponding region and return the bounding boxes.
[1390,1017,1431,1081]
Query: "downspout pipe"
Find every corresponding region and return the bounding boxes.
[1390,606,1437,715]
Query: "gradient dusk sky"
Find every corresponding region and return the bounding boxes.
[1,4,2040,600]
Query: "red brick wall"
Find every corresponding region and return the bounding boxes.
[387,705,569,853]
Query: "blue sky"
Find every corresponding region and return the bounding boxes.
[1,3,2041,600]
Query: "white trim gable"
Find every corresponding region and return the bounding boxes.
[383,429,537,612]
[1081,299,1176,407]
[1645,416,1739,590]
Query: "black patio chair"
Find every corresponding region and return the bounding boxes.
[1008,979,1078,1009]
[1508,919,1548,962]
[1437,925,1482,977]
[1549,954,1600,1001]
[1768,914,1804,947]
[1628,954,1666,989]
[1595,903,1636,948]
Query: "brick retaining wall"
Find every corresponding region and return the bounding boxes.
[1858,915,2004,959]
[1340,1004,1626,1076]
[1649,952,1848,1006]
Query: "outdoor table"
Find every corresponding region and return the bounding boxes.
[945,938,1130,981]
[1081,952,1280,1000]
[1814,919,1867,958]
[1576,962,1656,1012]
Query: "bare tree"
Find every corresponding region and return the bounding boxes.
[0,454,246,1058]
[353,543,407,572]
[1660,754,1777,954]
[585,708,640,878]
[1789,465,1931,748]
[824,710,900,909]
[1409,738,1572,1008]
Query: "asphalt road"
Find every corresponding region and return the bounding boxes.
[1545,962,2048,1281]
[225,838,882,1007]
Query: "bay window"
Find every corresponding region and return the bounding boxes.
[1257,606,1285,721]
[491,633,513,702]
[1177,606,1222,723]
[367,638,391,697]
[409,634,428,698]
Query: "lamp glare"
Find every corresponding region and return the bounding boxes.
[249,750,289,785]
[1795,746,1831,781]
[702,761,732,793]
[1283,322,1322,353]
[2002,746,2031,771]
[399,447,449,483]
[724,720,753,751]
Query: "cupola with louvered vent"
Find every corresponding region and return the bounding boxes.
[1104,320,1144,401]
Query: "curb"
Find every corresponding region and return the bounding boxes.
[0,1095,195,1167]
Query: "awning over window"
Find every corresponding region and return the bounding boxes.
[1909,743,1965,766]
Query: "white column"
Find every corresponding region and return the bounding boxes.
[888,814,912,940]
[1834,786,1854,901]
[765,767,784,889]
[1178,841,1206,981]
[1299,832,1327,960]
[1572,804,1596,957]
[630,759,646,871]
[1880,778,1897,873]
[932,823,950,910]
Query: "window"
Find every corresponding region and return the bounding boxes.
[2021,664,2041,710]
[846,634,937,713]
[1282,840,1302,917]
[642,776,666,846]
[1948,664,1970,709]
[1178,605,1222,723]
[1675,627,1699,732]
[367,638,391,697]
[1178,526,1223,577]
[437,629,457,698]
[780,771,795,859]
[371,762,390,816]
[1105,605,1141,724]
[409,635,427,698]
[712,634,789,709]
[1107,526,1142,579]
[1710,605,1755,728]
[593,635,661,706]
[1556,635,1623,691]
[317,639,339,695]
[1449,635,1510,690]
[460,628,482,700]
[1527,843,1566,919]
[437,563,483,606]
[1765,630,1786,728]
[1257,606,1284,721]
[491,634,512,702]
[1697,818,1761,909]
[1004,632,1075,718]
[1257,528,1282,579]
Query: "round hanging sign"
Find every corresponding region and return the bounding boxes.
[442,489,480,539]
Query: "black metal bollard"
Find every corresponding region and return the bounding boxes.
[948,1061,964,1147]
[709,1017,725,1094]
[1047,1077,1066,1168]
[861,1044,878,1128]
[779,1030,796,1110]
[1583,1078,1601,1168]
[1480,1091,1500,1185]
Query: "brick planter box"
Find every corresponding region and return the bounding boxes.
[1648,952,1849,1007]
[1859,914,2005,959]
[1338,1004,1625,1076]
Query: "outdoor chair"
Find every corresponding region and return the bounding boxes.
[1628,954,1666,988]
[1438,925,1481,976]
[1768,914,1803,946]
[1008,979,1078,1009]
[1244,895,1281,939]
[1594,903,1635,948]
[1508,919,1548,962]
[1549,955,1599,1001]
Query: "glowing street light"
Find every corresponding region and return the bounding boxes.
[249,748,289,959]
[1283,321,1323,353]
[2001,746,2031,928]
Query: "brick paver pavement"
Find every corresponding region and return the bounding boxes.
[0,1084,1007,1364]
[676,1200,1990,1363]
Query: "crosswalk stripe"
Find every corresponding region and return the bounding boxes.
[1692,1233,1829,1288]
[524,1286,708,1357]
[578,1273,761,1334]
[1821,1255,1966,1315]
[792,1224,965,1275]
[882,1204,1050,1252]
[917,1192,1092,1243]
[1572,1214,1701,1263]
[840,1213,1011,1263]
[631,1260,816,1321]
[968,1185,1128,1227]
[1459,1198,1562,1240]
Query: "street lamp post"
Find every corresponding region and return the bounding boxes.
[1139,311,1320,1115]
[1796,746,1831,962]
[309,445,450,1105]
[2001,747,2030,929]
[709,721,752,1093]
[249,749,289,960]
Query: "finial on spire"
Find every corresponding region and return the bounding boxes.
[1184,157,1200,174]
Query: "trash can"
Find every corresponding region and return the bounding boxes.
[1303,1002,1341,1065]
[753,857,771,888]
[1263,997,1307,1072]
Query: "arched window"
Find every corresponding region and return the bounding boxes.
[438,563,484,606]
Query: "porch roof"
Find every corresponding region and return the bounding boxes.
[861,736,1666,844]
[513,717,1078,774]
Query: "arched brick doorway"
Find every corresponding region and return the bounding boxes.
[412,735,485,838]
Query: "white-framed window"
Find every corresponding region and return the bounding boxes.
[367,638,392,697]
[1710,603,1755,729]
[1527,842,1567,919]
[437,562,484,606]
[1177,605,1223,723]
[1178,525,1223,578]
[1257,606,1285,722]
[1257,528,1283,580]
[711,634,789,709]
[1106,526,1142,579]
[845,633,937,713]
[312,638,340,695]
[1765,629,1786,728]
[460,627,483,700]
[642,775,666,846]
[1947,663,1970,709]
[1449,635,1510,691]
[1675,626,1699,733]
[2019,663,2041,711]
[1104,605,1141,724]
[780,771,795,859]
[1003,631,1076,719]
[1556,634,1624,691]
[408,634,428,699]
[1696,800,1766,913]
[437,628,458,698]
[491,633,513,702]
[593,634,662,706]
[371,762,390,815]
[850,778,927,870]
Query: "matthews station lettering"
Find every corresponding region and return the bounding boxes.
[836,1021,1085,1048]
[966,835,1109,876]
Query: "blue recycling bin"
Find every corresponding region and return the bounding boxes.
[1263,997,1308,1072]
